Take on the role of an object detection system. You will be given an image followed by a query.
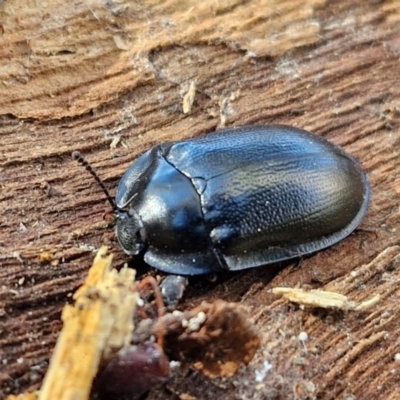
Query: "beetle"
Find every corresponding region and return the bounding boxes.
[73,124,370,276]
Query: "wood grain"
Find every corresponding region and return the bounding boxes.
[1,0,400,399]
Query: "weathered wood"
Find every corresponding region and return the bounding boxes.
[1,0,400,398]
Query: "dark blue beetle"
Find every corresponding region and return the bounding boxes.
[111,125,370,275]
[73,125,370,397]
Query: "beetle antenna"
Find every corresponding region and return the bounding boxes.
[72,151,118,212]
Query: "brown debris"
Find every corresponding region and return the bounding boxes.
[6,247,138,400]
[180,301,260,377]
[130,299,261,379]
[7,249,260,400]
[159,301,260,378]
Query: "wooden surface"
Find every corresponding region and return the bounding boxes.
[1,0,400,399]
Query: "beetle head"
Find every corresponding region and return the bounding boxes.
[72,151,146,256]
[115,209,146,256]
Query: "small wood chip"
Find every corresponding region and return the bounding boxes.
[182,81,196,114]
[272,287,381,311]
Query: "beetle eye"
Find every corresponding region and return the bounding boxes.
[115,215,146,256]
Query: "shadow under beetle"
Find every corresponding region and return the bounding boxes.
[73,124,370,276]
